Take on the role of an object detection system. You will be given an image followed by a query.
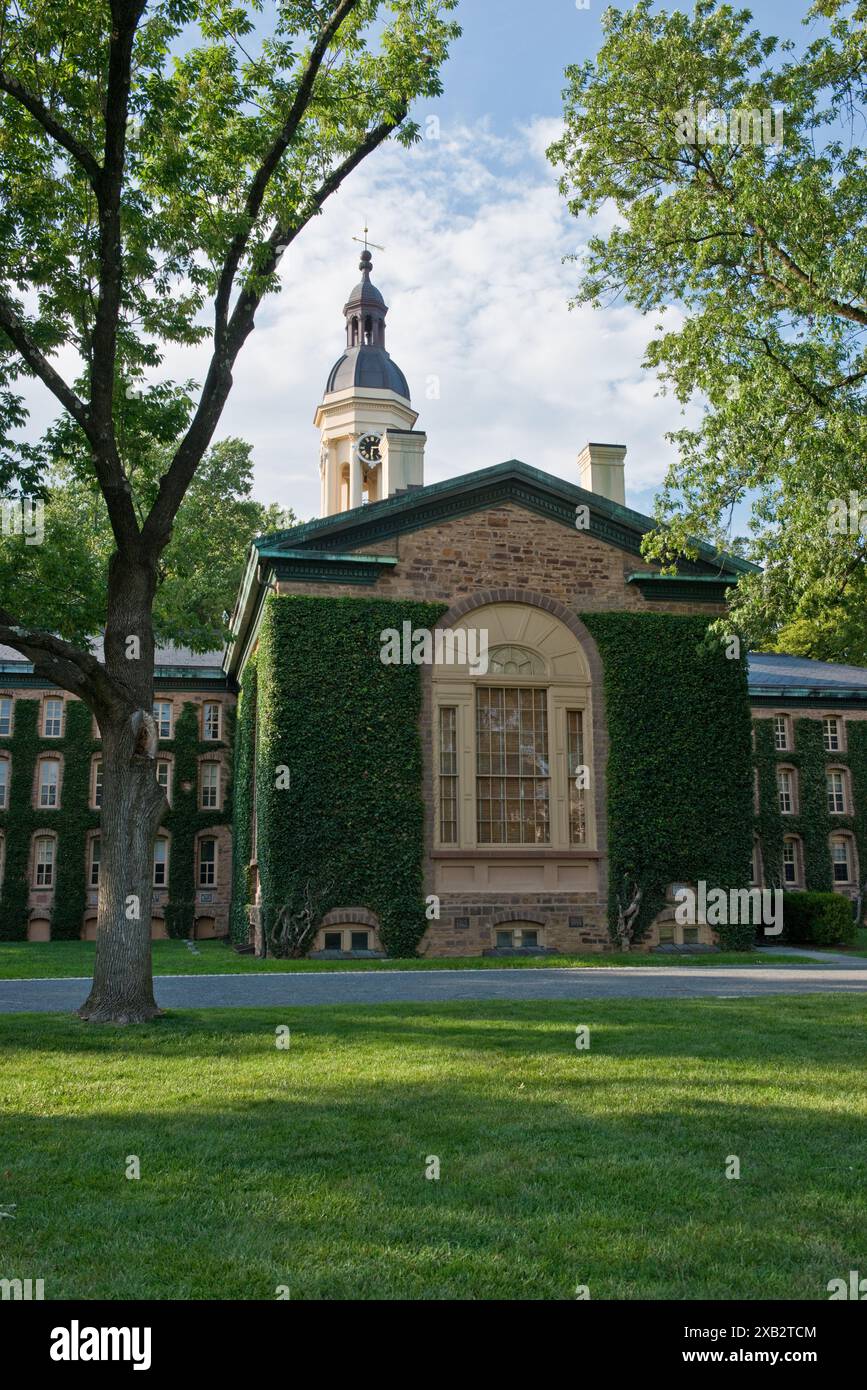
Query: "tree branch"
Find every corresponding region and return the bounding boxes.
[0,610,125,715]
[0,288,92,434]
[142,109,407,551]
[87,0,148,537]
[0,68,102,187]
[213,0,363,347]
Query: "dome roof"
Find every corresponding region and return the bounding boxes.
[325,345,410,400]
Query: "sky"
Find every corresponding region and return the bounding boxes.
[20,0,830,524]
[215,0,819,522]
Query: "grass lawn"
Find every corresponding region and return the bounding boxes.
[1,995,865,1300]
[0,939,821,979]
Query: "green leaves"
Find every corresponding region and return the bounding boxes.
[551,1,867,655]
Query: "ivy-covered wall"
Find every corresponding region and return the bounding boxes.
[247,593,447,957]
[0,695,232,941]
[229,658,257,944]
[754,715,867,891]
[0,697,98,940]
[581,612,754,943]
[161,700,234,938]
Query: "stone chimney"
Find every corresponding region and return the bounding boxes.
[577,442,626,506]
[381,427,426,499]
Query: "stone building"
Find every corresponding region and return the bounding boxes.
[2,251,865,951]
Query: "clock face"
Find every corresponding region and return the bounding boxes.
[357,433,381,466]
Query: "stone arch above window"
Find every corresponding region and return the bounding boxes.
[433,600,590,682]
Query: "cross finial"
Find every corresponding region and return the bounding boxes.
[352,222,385,256]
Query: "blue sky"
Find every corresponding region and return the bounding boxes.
[206,0,826,524]
[25,1,832,525]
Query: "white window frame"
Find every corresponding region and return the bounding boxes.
[777,768,794,814]
[823,716,842,753]
[89,836,101,888]
[153,700,173,739]
[203,702,221,741]
[34,835,55,888]
[38,757,59,808]
[153,837,169,887]
[92,757,103,810]
[198,837,217,887]
[156,758,172,803]
[0,696,12,736]
[0,756,8,810]
[782,837,800,887]
[773,714,789,751]
[831,836,853,885]
[200,761,220,809]
[43,697,63,737]
[827,769,847,815]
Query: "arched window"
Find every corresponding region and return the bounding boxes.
[826,768,850,815]
[782,835,803,888]
[350,315,359,346]
[198,836,217,887]
[156,757,172,804]
[91,756,103,809]
[89,836,101,888]
[42,697,63,737]
[153,836,169,888]
[830,833,857,886]
[37,757,60,808]
[433,602,592,853]
[33,834,56,888]
[200,761,220,809]
[777,766,796,814]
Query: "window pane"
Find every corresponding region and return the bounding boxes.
[476,688,549,844]
[567,710,586,845]
[0,698,11,735]
[324,932,342,951]
[350,931,368,951]
[438,707,458,843]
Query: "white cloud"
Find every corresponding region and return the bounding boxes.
[18,115,697,524]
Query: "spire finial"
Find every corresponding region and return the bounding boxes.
[352,221,385,272]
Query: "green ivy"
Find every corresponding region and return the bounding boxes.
[160,701,233,939]
[581,612,754,945]
[229,658,257,944]
[243,594,447,958]
[754,714,867,894]
[0,698,98,940]
[0,694,231,942]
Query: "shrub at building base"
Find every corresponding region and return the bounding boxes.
[782,891,855,946]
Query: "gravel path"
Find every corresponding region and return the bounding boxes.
[2,963,867,1013]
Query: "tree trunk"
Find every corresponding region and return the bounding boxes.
[77,556,166,1023]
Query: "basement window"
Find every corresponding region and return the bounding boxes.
[324,931,342,951]
[350,931,369,951]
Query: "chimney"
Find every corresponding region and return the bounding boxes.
[577,442,626,506]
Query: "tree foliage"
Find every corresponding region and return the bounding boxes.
[0,436,291,650]
[550,1,867,660]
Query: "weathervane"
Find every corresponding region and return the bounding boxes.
[352,222,385,255]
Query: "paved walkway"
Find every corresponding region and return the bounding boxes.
[2,963,867,1013]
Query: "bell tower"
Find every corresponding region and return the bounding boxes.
[314,242,425,517]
